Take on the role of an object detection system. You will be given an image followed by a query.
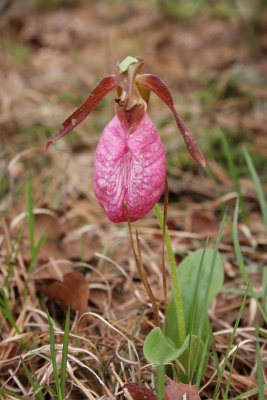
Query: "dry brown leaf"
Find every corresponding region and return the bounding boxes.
[165,377,201,400]
[39,271,89,316]
[123,378,201,400]
[123,383,156,400]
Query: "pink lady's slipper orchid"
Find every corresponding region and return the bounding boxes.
[46,57,205,223]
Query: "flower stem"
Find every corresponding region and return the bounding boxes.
[154,203,185,348]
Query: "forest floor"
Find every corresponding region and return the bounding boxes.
[0,1,267,399]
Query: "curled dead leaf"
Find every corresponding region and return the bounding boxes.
[123,383,156,400]
[165,377,201,400]
[38,271,89,316]
[122,378,201,400]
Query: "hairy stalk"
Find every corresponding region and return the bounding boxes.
[154,203,185,347]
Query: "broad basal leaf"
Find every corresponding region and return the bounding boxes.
[144,327,189,364]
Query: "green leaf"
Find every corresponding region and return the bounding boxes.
[144,327,189,364]
[118,56,139,73]
[167,249,223,347]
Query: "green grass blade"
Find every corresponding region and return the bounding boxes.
[188,243,208,381]
[214,285,250,399]
[208,323,220,385]
[26,174,46,275]
[231,384,267,400]
[33,387,45,397]
[21,358,44,400]
[188,240,208,380]
[204,210,226,305]
[28,232,46,274]
[256,325,264,400]
[60,306,70,396]
[0,290,27,349]
[47,311,62,400]
[191,210,226,381]
[221,131,248,224]
[243,148,267,235]
[31,369,45,400]
[154,203,185,347]
[189,239,208,335]
[131,309,144,336]
[205,167,227,216]
[264,267,267,315]
[223,345,238,400]
[222,287,263,298]
[0,289,21,335]
[233,198,263,294]
[233,198,267,322]
[0,389,27,400]
[98,346,106,382]
[195,335,209,389]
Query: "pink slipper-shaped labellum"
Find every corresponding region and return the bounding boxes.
[45,57,205,223]
[93,114,166,222]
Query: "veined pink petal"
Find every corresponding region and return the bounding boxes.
[93,113,166,222]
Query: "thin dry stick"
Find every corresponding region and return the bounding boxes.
[124,203,160,327]
[162,177,168,335]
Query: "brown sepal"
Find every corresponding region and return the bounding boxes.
[45,75,118,151]
[136,74,205,167]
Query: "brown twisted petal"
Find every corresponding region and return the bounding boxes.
[136,74,205,167]
[45,75,118,151]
